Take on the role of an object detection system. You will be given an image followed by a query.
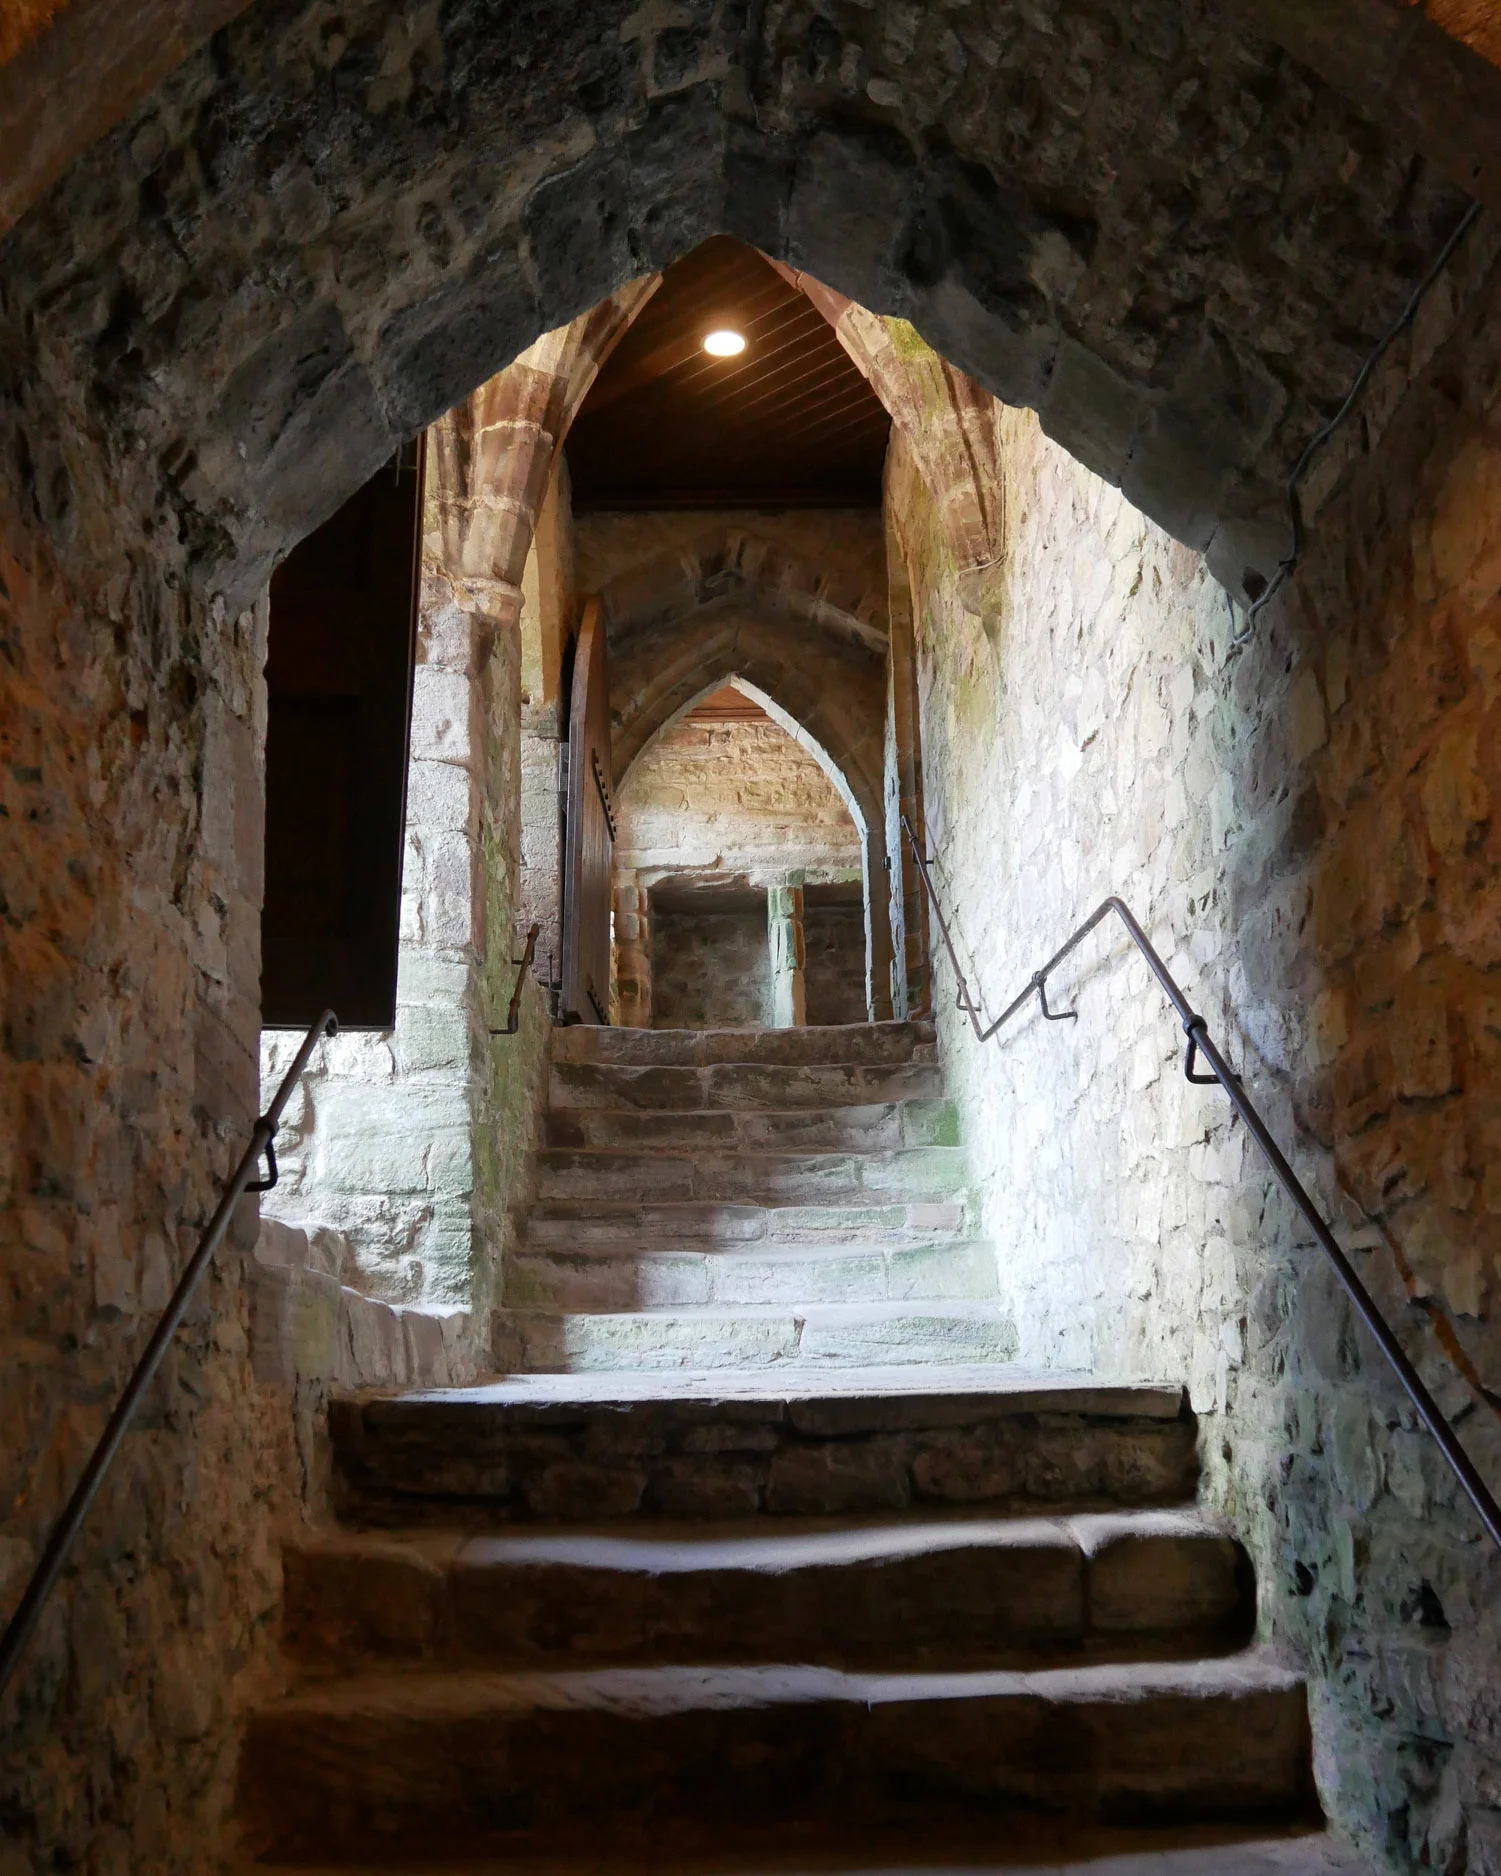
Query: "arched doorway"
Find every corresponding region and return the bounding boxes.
[613,675,869,1028]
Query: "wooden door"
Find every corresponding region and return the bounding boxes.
[262,437,424,1028]
[560,597,616,1024]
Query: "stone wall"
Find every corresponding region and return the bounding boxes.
[651,897,774,1030]
[574,509,886,606]
[0,0,65,65]
[804,893,869,1026]
[258,566,547,1321]
[614,705,863,890]
[517,462,576,1002]
[259,445,551,1323]
[612,692,864,1028]
[0,489,301,1865]
[896,234,1501,1868]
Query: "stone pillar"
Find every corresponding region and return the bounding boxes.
[519,702,565,1004]
[768,884,807,1028]
[613,872,652,1027]
[885,561,930,1016]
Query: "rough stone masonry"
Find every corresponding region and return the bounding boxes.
[3,3,1501,1873]
[892,246,1501,1869]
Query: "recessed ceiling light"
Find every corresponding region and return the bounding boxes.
[703,328,746,357]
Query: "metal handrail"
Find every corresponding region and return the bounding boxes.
[900,814,1501,1550]
[490,923,540,1036]
[0,1009,339,1703]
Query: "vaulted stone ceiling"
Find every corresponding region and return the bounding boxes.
[3,0,1500,615]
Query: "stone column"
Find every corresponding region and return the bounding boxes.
[768,884,807,1028]
[613,872,652,1027]
[885,560,930,1016]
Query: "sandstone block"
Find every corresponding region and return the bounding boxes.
[645,1456,764,1518]
[765,1437,911,1514]
[523,1461,647,1521]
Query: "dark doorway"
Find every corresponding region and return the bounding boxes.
[650,882,772,1029]
[260,439,424,1029]
[803,882,868,1026]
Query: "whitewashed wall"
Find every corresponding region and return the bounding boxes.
[898,409,1247,1395]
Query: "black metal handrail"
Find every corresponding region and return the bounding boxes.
[0,1009,339,1703]
[901,814,1501,1550]
[490,923,540,1036]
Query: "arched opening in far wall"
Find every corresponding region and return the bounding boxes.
[612,674,869,1028]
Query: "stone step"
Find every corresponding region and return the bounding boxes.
[492,1302,1020,1374]
[545,1096,960,1152]
[282,1509,1252,1673]
[233,1832,1367,1875]
[505,1238,999,1312]
[551,1018,937,1069]
[550,1057,944,1113]
[521,1198,970,1250]
[533,1145,970,1206]
[330,1370,1199,1524]
[239,1651,1312,1862]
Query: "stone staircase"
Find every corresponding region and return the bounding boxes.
[495,1019,1018,1372]
[235,1020,1356,1871]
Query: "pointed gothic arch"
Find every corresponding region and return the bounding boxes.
[610,607,892,1020]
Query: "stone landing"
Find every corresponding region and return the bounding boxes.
[327,1367,1200,1525]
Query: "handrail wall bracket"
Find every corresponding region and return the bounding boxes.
[899,812,1501,1553]
[491,923,541,1037]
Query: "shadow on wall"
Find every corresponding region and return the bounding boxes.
[650,882,773,1028]
[804,884,869,1025]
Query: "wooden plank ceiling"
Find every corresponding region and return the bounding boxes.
[685,684,769,724]
[565,236,889,510]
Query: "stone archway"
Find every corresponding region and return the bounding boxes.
[608,595,893,1020]
[613,674,871,1027]
[6,16,1501,1871]
[4,1,1490,626]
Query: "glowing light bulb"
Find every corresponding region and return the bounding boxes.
[703,328,746,357]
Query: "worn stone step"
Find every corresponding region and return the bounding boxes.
[551,1018,937,1069]
[239,1651,1312,1862]
[505,1239,999,1312]
[330,1370,1199,1524]
[545,1096,961,1153]
[522,1198,970,1250]
[234,1831,1367,1875]
[492,1302,1020,1374]
[550,1058,944,1113]
[283,1509,1252,1673]
[534,1145,970,1206]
